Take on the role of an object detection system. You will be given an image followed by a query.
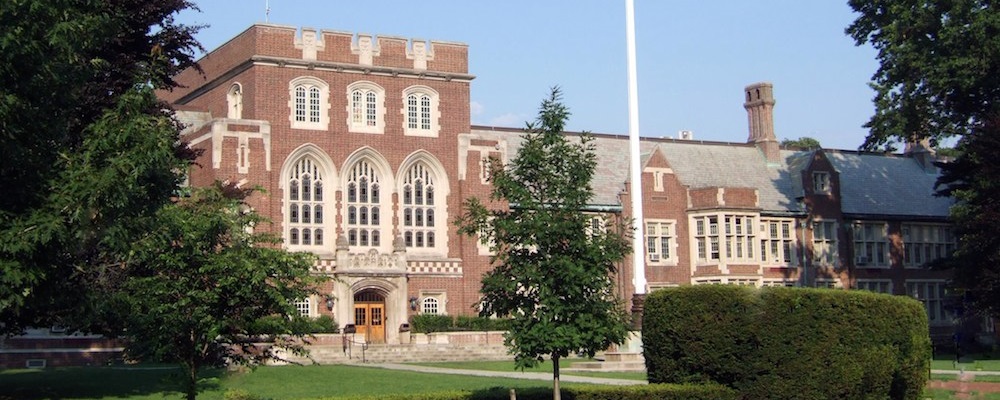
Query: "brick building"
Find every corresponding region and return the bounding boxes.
[160,24,955,344]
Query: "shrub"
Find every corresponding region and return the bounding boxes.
[411,314,454,333]
[321,383,736,400]
[410,315,511,333]
[223,388,266,400]
[643,286,931,400]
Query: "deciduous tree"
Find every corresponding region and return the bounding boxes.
[0,0,201,333]
[457,88,631,400]
[780,136,821,149]
[120,183,322,400]
[848,1,1000,320]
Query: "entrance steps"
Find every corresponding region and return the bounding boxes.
[283,342,511,365]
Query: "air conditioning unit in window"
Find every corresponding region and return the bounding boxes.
[855,256,869,266]
[649,253,660,262]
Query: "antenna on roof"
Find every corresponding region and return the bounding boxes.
[265,0,271,22]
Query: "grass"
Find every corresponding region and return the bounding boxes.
[933,354,1000,371]
[407,359,648,381]
[0,364,567,400]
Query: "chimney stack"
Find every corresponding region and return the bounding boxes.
[744,82,780,163]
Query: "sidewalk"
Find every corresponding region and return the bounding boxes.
[928,370,1000,398]
[371,363,647,386]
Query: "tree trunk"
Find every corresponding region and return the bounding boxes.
[552,354,561,400]
[184,360,198,400]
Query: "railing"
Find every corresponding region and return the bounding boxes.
[341,332,368,363]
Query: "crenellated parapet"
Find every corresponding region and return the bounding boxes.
[263,24,468,74]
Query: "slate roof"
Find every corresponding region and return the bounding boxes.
[826,151,952,218]
[466,127,951,219]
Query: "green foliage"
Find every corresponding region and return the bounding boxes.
[118,183,323,400]
[779,136,821,149]
[254,315,338,334]
[936,119,1000,320]
[412,314,456,333]
[644,286,931,400]
[847,0,1000,151]
[223,388,267,400]
[455,88,632,387]
[325,384,737,400]
[410,314,510,333]
[0,0,201,334]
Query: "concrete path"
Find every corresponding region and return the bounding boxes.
[370,363,646,386]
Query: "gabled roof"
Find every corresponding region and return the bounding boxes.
[826,151,952,218]
[467,126,952,219]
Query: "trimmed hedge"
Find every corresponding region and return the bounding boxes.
[410,314,511,333]
[643,285,931,400]
[320,383,736,400]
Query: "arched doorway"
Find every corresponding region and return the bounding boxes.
[353,289,386,343]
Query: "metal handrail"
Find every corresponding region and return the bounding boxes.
[341,333,368,363]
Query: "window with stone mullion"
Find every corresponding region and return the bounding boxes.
[402,164,436,248]
[288,158,324,246]
[346,161,381,247]
[294,86,308,122]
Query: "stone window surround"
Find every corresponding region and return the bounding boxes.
[288,76,330,130]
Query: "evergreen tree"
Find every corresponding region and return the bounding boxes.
[457,88,631,400]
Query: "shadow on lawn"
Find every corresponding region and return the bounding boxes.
[0,365,224,400]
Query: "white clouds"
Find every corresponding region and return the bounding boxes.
[470,101,484,116]
[487,113,527,128]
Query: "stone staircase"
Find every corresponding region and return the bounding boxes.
[282,342,511,365]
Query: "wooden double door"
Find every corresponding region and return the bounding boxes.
[353,290,385,343]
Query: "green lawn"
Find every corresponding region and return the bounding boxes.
[933,355,1000,371]
[0,364,565,400]
[407,359,647,381]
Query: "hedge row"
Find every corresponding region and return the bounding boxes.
[643,285,931,400]
[304,383,736,400]
[410,314,511,333]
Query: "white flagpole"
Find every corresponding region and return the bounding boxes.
[625,0,647,296]
[265,0,271,22]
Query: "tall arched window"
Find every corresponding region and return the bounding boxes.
[287,157,325,246]
[345,160,381,247]
[401,163,436,249]
[346,82,384,134]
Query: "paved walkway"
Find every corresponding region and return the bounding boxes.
[371,363,646,386]
[929,370,1000,398]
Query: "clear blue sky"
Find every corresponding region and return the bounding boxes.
[176,1,879,151]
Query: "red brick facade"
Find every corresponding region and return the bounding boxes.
[158,24,955,344]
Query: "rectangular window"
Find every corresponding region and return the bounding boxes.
[645,220,675,264]
[906,281,950,326]
[294,298,311,317]
[812,220,838,266]
[902,224,956,267]
[852,222,889,267]
[762,279,797,287]
[693,214,756,262]
[760,218,796,266]
[813,171,831,194]
[855,279,892,294]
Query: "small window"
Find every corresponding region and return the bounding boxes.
[422,297,439,314]
[288,77,329,130]
[813,172,831,194]
[347,81,385,134]
[401,86,440,137]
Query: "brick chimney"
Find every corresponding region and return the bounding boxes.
[904,137,937,173]
[744,82,780,163]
